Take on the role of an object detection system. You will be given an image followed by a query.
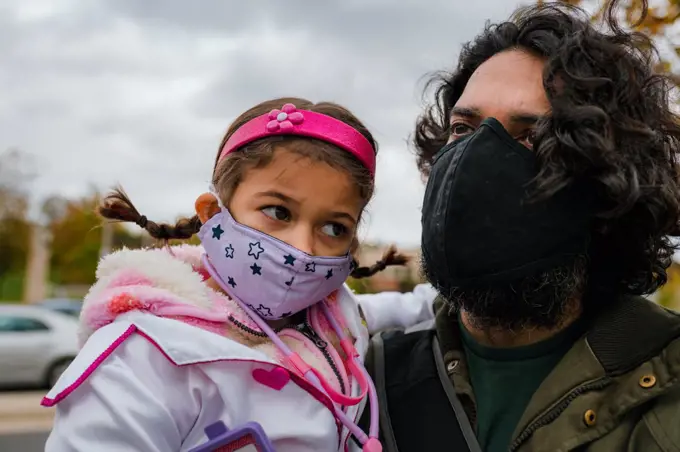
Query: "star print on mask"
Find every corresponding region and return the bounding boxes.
[250,263,262,275]
[305,262,316,272]
[325,269,333,280]
[227,277,237,288]
[212,225,224,240]
[224,244,235,259]
[284,276,295,287]
[248,242,264,260]
[284,254,296,266]
[256,304,272,317]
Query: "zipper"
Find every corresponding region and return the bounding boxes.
[464,396,477,428]
[294,320,346,395]
[229,316,268,337]
[228,315,346,395]
[508,377,613,452]
[293,320,328,348]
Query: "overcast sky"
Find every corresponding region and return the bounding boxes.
[1,0,528,247]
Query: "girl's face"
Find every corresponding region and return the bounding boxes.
[199,147,364,257]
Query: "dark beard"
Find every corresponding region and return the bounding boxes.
[422,256,589,331]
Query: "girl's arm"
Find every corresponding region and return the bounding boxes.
[355,283,438,334]
[45,327,199,452]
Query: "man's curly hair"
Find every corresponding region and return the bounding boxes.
[414,0,680,298]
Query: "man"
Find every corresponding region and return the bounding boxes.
[360,1,680,451]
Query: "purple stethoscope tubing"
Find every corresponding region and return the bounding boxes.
[202,254,379,445]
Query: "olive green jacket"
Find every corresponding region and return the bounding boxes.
[435,295,680,452]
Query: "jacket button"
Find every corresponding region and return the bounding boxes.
[446,360,459,374]
[639,374,656,388]
[583,409,596,427]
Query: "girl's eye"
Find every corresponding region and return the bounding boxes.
[321,223,348,238]
[261,206,291,222]
[450,123,474,137]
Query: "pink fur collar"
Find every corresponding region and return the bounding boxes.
[79,245,244,345]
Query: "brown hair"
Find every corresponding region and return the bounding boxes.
[99,97,407,278]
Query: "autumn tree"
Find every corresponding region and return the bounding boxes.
[44,191,144,287]
[0,149,34,300]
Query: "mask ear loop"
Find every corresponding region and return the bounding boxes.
[209,185,227,211]
[201,254,380,451]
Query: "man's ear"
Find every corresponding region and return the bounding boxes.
[195,193,221,224]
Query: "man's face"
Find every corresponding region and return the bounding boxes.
[428,48,589,331]
[449,49,550,146]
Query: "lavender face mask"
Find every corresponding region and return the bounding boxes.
[198,207,353,319]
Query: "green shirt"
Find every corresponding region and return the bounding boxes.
[460,318,586,452]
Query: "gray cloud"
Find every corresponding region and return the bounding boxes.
[0,0,527,246]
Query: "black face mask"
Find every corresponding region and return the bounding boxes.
[421,118,593,289]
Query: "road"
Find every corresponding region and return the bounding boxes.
[0,391,52,451]
[0,431,49,451]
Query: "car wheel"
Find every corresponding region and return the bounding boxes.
[46,358,73,388]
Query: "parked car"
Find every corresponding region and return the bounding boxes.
[37,298,83,318]
[0,305,79,388]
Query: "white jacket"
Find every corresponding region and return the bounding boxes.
[357,283,438,333]
[43,246,437,452]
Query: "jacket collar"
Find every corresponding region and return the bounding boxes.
[435,294,680,445]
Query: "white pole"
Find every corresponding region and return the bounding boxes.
[99,222,113,259]
[22,223,50,303]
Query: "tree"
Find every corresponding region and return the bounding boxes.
[346,277,373,294]
[45,191,144,286]
[45,193,102,286]
[0,149,34,300]
[654,262,680,309]
[398,272,419,294]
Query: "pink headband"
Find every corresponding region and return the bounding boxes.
[219,103,376,176]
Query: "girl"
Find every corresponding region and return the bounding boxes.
[43,98,413,452]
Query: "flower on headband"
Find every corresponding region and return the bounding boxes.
[266,103,305,132]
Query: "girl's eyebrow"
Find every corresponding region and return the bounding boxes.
[255,190,358,225]
[330,211,358,226]
[255,190,299,205]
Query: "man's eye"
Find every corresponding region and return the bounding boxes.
[451,123,474,136]
[261,206,291,221]
[518,130,537,149]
